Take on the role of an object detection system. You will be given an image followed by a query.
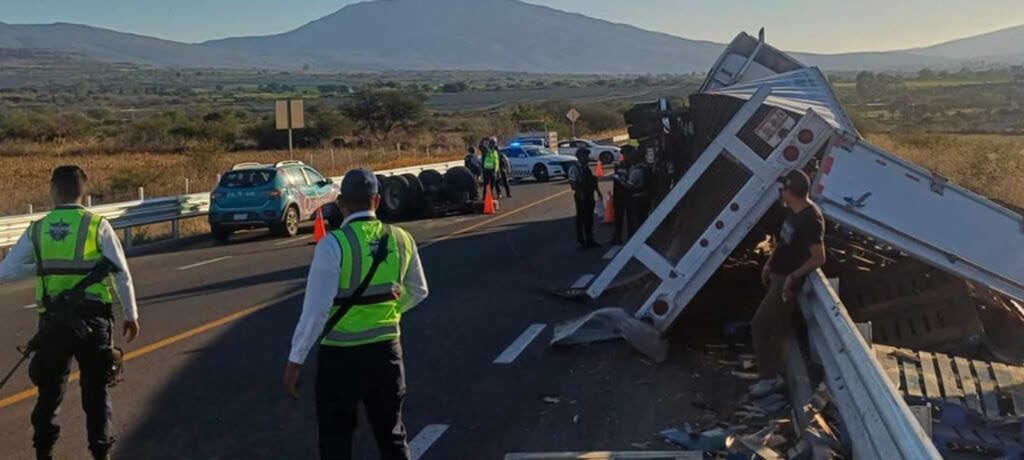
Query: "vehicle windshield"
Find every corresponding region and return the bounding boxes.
[527,147,555,157]
[219,170,276,188]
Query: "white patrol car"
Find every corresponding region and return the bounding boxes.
[500,145,579,182]
[557,139,622,164]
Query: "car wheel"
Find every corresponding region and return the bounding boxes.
[533,164,550,182]
[211,225,233,243]
[381,176,412,220]
[600,152,615,164]
[271,206,299,237]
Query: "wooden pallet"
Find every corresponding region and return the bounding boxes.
[874,344,1024,421]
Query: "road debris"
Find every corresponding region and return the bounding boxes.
[551,307,668,362]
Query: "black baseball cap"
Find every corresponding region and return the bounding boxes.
[779,169,810,196]
[341,168,379,199]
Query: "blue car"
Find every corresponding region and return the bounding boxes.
[208,161,339,241]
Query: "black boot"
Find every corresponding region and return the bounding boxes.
[36,448,53,460]
[91,448,111,460]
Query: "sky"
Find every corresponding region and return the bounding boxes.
[4,0,1024,54]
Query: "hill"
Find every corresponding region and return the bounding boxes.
[909,25,1024,62]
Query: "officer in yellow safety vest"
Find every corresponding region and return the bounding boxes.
[0,166,140,460]
[283,168,428,460]
[481,138,500,197]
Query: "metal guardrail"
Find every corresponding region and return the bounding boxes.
[0,160,463,252]
[799,270,941,459]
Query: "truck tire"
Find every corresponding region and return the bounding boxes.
[419,169,444,193]
[381,175,412,219]
[533,164,550,182]
[444,166,478,201]
[401,173,425,216]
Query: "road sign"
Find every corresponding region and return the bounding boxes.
[566,108,581,138]
[275,99,305,158]
[566,108,580,123]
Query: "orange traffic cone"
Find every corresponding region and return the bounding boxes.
[603,192,615,224]
[595,160,605,177]
[313,207,327,243]
[483,186,496,215]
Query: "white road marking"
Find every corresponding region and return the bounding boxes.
[274,235,313,246]
[602,245,622,260]
[409,424,449,460]
[176,256,233,271]
[571,274,594,289]
[494,324,546,364]
[20,303,37,310]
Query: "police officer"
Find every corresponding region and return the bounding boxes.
[0,165,140,460]
[464,146,482,181]
[567,148,601,249]
[610,146,634,244]
[496,140,512,198]
[480,138,500,198]
[283,168,429,460]
[626,148,654,236]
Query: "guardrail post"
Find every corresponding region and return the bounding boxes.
[137,187,145,201]
[171,219,180,239]
[185,178,190,195]
[123,227,133,249]
[85,196,92,207]
[26,204,33,214]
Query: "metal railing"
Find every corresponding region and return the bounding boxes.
[799,270,941,459]
[1,160,463,252]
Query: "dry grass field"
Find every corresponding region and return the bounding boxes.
[0,147,461,216]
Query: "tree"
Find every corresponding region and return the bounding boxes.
[341,87,424,139]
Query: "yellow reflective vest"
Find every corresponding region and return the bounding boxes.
[30,207,113,313]
[320,219,415,347]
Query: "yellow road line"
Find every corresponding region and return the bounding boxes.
[0,300,278,409]
[420,189,571,249]
[0,188,571,409]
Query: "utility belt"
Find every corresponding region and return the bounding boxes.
[40,298,112,320]
[333,288,400,308]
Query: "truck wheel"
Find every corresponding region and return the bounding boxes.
[271,206,299,237]
[600,152,615,164]
[444,166,478,200]
[211,225,233,243]
[401,173,425,216]
[533,164,550,182]
[381,176,411,219]
[419,169,444,193]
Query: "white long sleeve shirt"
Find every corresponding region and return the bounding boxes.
[288,211,429,365]
[0,205,140,321]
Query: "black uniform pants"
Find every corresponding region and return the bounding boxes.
[574,193,596,245]
[481,170,496,197]
[612,192,629,242]
[497,170,512,197]
[628,196,651,237]
[315,339,409,460]
[29,316,114,455]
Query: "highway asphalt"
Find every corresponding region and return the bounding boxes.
[0,177,749,459]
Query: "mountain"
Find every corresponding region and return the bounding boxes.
[201,0,725,73]
[909,25,1024,62]
[0,22,276,68]
[1,0,1022,74]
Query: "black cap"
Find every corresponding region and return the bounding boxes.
[779,169,810,197]
[341,168,379,199]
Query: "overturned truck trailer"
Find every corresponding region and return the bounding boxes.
[580,31,1024,458]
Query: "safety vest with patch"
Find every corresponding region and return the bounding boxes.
[321,219,415,347]
[483,149,499,171]
[30,207,113,313]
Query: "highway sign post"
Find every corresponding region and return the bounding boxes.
[275,99,305,159]
[566,108,580,138]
